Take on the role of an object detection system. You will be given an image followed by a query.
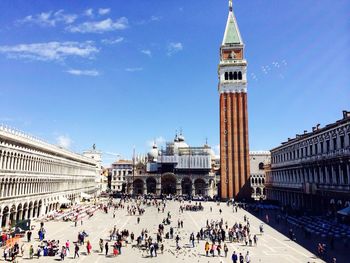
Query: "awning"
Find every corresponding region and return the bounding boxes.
[337,206,350,216]
[59,196,71,204]
[81,192,92,199]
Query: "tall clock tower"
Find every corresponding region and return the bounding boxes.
[219,0,250,200]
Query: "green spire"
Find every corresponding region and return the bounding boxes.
[222,0,243,45]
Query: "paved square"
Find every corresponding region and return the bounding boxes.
[9,200,324,263]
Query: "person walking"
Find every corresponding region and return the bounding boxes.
[99,239,104,253]
[205,241,210,257]
[29,245,34,259]
[224,243,228,257]
[105,241,109,256]
[74,243,79,258]
[239,253,244,263]
[245,251,250,263]
[60,246,66,261]
[86,240,92,255]
[231,251,238,263]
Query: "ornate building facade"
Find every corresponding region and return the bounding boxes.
[126,133,218,197]
[0,125,99,228]
[219,0,250,200]
[249,151,270,200]
[266,111,350,213]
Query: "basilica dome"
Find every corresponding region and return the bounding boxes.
[148,143,159,160]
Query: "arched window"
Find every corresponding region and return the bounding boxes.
[238,71,242,80]
[224,72,228,80]
[258,162,264,170]
[233,72,237,80]
[229,72,233,80]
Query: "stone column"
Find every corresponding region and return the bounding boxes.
[339,164,343,185]
[331,165,335,184]
[319,166,323,184]
[176,179,181,196]
[325,166,330,184]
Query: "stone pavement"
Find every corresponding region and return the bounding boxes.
[2,200,326,263]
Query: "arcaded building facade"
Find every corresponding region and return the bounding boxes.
[0,126,99,228]
[126,133,217,197]
[219,0,250,200]
[266,111,350,213]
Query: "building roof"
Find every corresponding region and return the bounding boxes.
[112,159,132,165]
[222,0,243,45]
[271,110,350,151]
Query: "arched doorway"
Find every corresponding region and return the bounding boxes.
[16,203,23,222]
[38,200,42,217]
[1,206,9,228]
[194,179,206,195]
[133,179,144,195]
[161,174,176,195]
[28,202,33,219]
[33,201,38,218]
[23,203,28,220]
[146,177,157,194]
[9,205,16,226]
[256,187,262,197]
[181,177,192,196]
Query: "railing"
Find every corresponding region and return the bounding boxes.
[271,147,350,168]
[0,124,96,164]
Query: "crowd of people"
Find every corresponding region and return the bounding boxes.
[1,195,340,262]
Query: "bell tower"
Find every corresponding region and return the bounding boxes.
[219,0,250,200]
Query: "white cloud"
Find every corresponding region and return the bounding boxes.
[167,42,183,56]
[98,8,111,15]
[141,49,152,57]
[66,69,99,76]
[101,37,124,45]
[18,10,77,27]
[56,135,72,149]
[104,151,121,157]
[84,8,94,17]
[150,16,161,21]
[0,41,99,62]
[125,67,143,72]
[67,17,128,33]
[147,136,165,147]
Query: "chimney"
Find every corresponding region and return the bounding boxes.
[304,130,307,134]
[343,110,350,119]
[316,123,320,130]
[312,126,316,132]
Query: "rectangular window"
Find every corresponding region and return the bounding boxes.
[309,145,313,155]
[333,138,337,150]
[326,140,330,152]
[340,136,344,148]
[321,142,324,153]
[314,143,318,154]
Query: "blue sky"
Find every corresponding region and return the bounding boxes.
[0,0,349,165]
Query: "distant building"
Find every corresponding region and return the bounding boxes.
[126,132,218,197]
[83,144,104,192]
[111,160,132,192]
[249,151,270,200]
[266,111,350,214]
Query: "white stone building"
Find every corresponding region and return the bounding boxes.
[266,111,350,213]
[111,160,132,192]
[249,151,270,200]
[0,125,99,228]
